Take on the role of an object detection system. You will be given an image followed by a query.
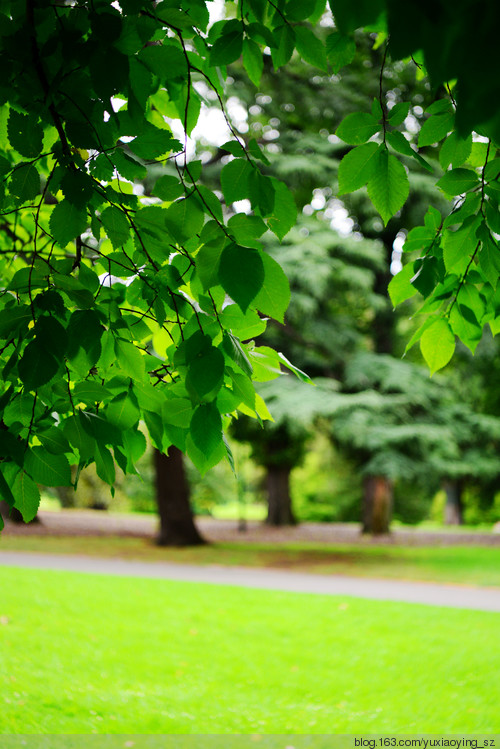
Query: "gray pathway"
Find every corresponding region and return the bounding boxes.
[1,551,500,612]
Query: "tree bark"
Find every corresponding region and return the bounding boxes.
[443,479,464,525]
[265,465,296,526]
[154,447,206,546]
[362,475,392,535]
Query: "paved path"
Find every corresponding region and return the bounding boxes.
[1,551,500,612]
[4,510,500,546]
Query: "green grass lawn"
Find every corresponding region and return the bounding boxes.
[1,566,499,733]
[2,534,500,586]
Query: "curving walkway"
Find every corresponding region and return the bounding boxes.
[1,550,500,612]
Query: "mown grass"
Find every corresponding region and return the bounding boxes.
[1,566,499,733]
[2,534,500,586]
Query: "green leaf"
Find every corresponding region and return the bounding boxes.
[7,110,43,158]
[294,26,328,71]
[210,30,243,66]
[190,402,223,458]
[186,346,225,402]
[242,38,264,87]
[0,468,16,508]
[367,149,410,225]
[129,124,176,160]
[437,168,480,196]
[388,102,411,127]
[101,206,130,249]
[266,178,297,240]
[336,112,379,145]
[337,141,380,194]
[418,112,454,147]
[152,175,184,202]
[388,261,418,306]
[12,471,40,522]
[73,381,112,404]
[162,398,193,428]
[420,318,456,375]
[38,426,71,456]
[50,200,88,247]
[439,132,473,169]
[164,197,204,243]
[218,244,265,313]
[220,159,253,204]
[326,32,356,73]
[271,25,296,69]
[442,216,481,273]
[9,163,40,201]
[106,392,140,430]
[114,339,146,380]
[94,443,115,485]
[18,340,59,390]
[253,253,290,323]
[25,447,72,487]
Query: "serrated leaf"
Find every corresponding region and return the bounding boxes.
[12,471,40,522]
[437,168,479,196]
[266,178,297,240]
[338,141,380,194]
[271,24,296,69]
[162,398,193,428]
[439,132,473,169]
[190,402,223,458]
[9,163,40,201]
[50,200,88,247]
[129,124,176,160]
[253,253,290,323]
[442,216,481,273]
[388,261,418,306]
[114,338,146,380]
[106,392,140,430]
[388,102,411,127]
[220,158,253,204]
[7,110,43,158]
[25,447,72,486]
[210,30,243,66]
[94,442,115,485]
[101,206,131,249]
[326,32,356,73]
[152,175,184,202]
[418,112,454,147]
[295,25,328,71]
[367,149,409,225]
[336,112,379,145]
[242,38,263,87]
[165,197,204,243]
[186,346,225,402]
[218,244,264,313]
[18,340,59,390]
[420,318,456,375]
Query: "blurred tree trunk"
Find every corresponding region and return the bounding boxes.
[443,479,464,525]
[266,465,296,526]
[362,475,392,535]
[154,447,206,546]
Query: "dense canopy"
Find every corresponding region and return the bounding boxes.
[0,0,499,526]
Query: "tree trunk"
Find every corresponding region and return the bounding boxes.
[362,475,392,535]
[154,447,206,546]
[443,479,463,525]
[266,465,296,526]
